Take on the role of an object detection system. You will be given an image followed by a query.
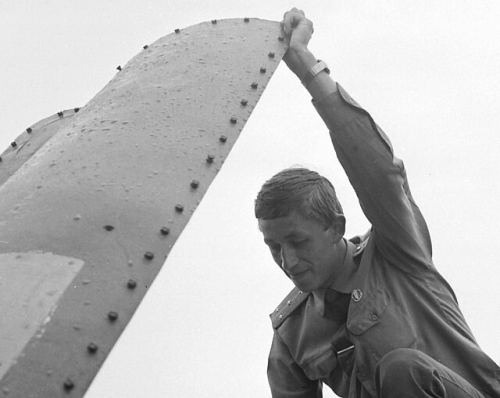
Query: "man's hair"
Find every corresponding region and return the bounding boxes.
[254,167,344,227]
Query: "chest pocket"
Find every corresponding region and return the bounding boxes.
[346,287,417,360]
[347,287,388,335]
[301,347,338,380]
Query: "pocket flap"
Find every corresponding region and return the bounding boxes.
[347,288,389,335]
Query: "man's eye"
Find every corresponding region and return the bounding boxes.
[290,240,306,248]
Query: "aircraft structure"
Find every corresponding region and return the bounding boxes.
[0,18,285,397]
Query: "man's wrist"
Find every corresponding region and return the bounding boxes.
[301,60,330,88]
[283,45,318,80]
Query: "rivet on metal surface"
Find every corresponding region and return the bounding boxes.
[63,378,75,391]
[26,127,32,133]
[175,28,180,33]
[104,225,115,231]
[251,82,258,89]
[107,311,119,322]
[260,67,267,74]
[116,65,122,71]
[160,227,170,236]
[240,99,248,106]
[206,154,215,164]
[268,52,276,58]
[244,17,250,22]
[143,45,149,49]
[175,204,184,213]
[11,142,17,148]
[212,20,217,24]
[190,180,200,189]
[87,343,98,354]
[127,279,137,289]
[219,135,227,143]
[144,251,155,260]
[230,117,237,124]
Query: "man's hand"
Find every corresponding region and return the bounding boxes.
[281,8,314,51]
[281,8,317,80]
[280,8,338,100]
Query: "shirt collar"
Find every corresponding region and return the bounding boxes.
[312,239,358,316]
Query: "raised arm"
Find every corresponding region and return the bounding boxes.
[281,9,433,271]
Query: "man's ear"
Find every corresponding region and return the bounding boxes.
[327,216,345,243]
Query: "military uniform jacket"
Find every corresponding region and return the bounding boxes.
[267,85,500,398]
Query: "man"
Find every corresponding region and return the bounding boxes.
[255,8,500,398]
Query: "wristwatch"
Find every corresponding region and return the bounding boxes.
[301,60,330,88]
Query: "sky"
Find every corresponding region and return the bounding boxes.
[1,1,500,397]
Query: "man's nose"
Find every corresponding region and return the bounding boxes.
[280,247,298,271]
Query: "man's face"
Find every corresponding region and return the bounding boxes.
[258,212,343,293]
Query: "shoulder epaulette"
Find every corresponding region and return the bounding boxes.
[269,287,310,329]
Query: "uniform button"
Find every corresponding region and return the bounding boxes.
[370,313,378,321]
[279,315,283,319]
[287,300,292,306]
[352,289,363,302]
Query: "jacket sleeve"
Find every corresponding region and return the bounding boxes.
[313,85,433,272]
[268,331,322,398]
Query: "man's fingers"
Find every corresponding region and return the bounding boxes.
[282,8,306,35]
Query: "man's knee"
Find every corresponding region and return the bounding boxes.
[375,348,445,398]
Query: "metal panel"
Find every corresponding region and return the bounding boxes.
[0,109,79,187]
[0,18,285,397]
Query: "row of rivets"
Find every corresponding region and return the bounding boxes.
[172,18,251,37]
[1,108,82,164]
[58,22,283,393]
[63,216,175,390]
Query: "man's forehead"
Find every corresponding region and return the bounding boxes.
[258,215,311,237]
